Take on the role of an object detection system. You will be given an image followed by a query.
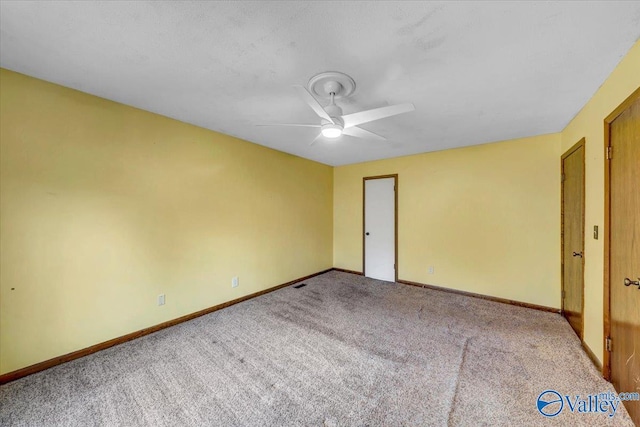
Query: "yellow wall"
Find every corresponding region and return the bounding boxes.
[560,40,640,363]
[0,69,333,374]
[334,133,562,308]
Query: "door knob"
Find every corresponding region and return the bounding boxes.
[572,251,583,258]
[365,232,370,236]
[623,278,640,289]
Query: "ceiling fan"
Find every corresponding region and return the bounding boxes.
[257,72,415,145]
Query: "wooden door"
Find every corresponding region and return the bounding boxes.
[561,141,585,338]
[608,94,640,425]
[363,175,397,282]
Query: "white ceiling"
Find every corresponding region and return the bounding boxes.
[1,1,639,166]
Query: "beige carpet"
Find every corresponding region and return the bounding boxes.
[0,271,634,426]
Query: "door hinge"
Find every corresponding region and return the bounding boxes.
[394,264,396,270]
[606,146,612,160]
[606,337,612,352]
[561,173,565,182]
[561,290,566,299]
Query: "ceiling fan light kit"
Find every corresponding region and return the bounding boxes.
[257,71,415,145]
[321,123,343,138]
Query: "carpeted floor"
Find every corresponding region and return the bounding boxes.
[0,271,634,426]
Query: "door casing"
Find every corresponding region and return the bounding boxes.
[561,138,585,339]
[362,174,398,282]
[603,86,640,381]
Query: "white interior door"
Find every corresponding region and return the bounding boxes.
[364,177,396,282]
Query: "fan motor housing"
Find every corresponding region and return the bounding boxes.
[324,104,343,117]
[322,116,344,127]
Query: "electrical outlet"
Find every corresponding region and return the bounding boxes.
[157,294,165,306]
[232,276,239,288]
[428,266,434,274]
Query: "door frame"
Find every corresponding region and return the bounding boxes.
[560,138,586,339]
[603,86,640,381]
[362,174,398,282]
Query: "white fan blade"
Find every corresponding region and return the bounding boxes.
[294,85,335,124]
[256,123,320,127]
[342,103,415,128]
[342,126,386,141]
[309,133,323,146]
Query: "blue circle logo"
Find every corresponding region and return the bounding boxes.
[537,390,564,417]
